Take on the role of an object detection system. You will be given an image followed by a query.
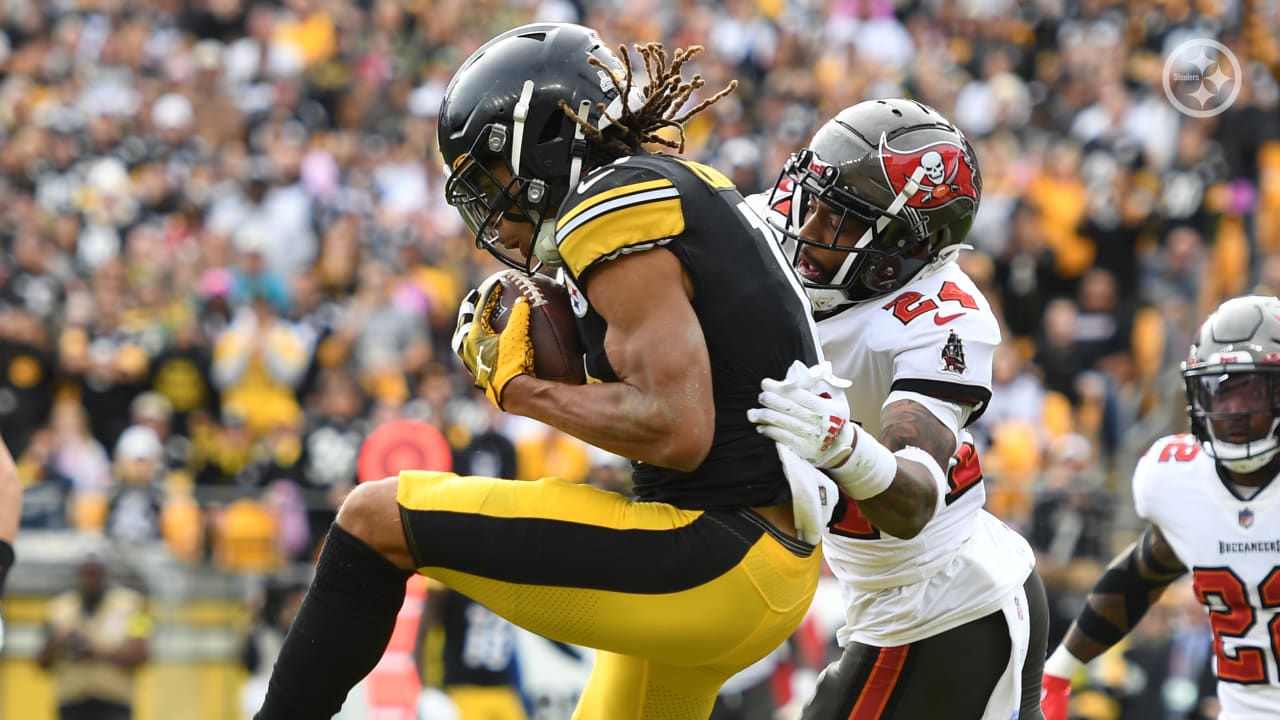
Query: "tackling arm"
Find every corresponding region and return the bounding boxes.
[1042,525,1186,719]
[852,398,953,539]
[748,369,956,538]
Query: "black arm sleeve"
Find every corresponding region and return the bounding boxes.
[1077,529,1185,646]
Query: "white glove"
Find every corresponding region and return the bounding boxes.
[749,360,898,500]
[748,360,854,469]
[775,443,839,545]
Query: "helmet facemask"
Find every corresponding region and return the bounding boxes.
[767,149,931,311]
[760,99,982,312]
[1185,365,1280,474]
[444,122,556,273]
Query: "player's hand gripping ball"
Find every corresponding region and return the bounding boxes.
[452,270,586,406]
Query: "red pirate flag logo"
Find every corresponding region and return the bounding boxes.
[879,135,979,209]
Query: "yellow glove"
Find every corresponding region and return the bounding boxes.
[451,277,535,408]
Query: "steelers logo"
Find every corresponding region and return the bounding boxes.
[1162,38,1242,119]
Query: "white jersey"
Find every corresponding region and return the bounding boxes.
[745,190,1035,646]
[1135,434,1280,719]
[816,262,1035,646]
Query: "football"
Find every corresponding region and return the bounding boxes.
[486,270,587,385]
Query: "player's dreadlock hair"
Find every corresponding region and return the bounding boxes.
[561,42,737,160]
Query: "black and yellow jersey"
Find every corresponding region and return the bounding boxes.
[553,153,821,509]
[416,589,521,690]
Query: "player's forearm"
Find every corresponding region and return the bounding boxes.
[1052,595,1148,674]
[847,399,953,538]
[854,461,939,539]
[531,250,713,471]
[1058,624,1115,665]
[503,375,712,471]
[1057,531,1185,665]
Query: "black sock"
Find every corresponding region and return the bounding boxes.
[256,523,414,720]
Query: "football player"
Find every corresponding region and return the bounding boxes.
[0,434,18,653]
[747,99,1049,719]
[1043,294,1280,719]
[255,23,827,719]
[413,583,527,719]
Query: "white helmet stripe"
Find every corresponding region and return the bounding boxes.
[510,80,535,177]
[565,99,592,198]
[829,165,925,287]
[828,241,863,286]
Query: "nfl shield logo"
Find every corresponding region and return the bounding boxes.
[1239,508,1255,528]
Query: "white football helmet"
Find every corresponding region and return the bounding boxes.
[1183,295,1280,474]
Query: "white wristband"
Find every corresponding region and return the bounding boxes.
[893,445,947,519]
[828,424,897,500]
[1044,645,1087,678]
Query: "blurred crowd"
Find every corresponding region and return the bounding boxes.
[1,0,1278,716]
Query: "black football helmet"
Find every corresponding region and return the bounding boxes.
[765,99,982,311]
[1183,295,1280,474]
[438,23,641,272]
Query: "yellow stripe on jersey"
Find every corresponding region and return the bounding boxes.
[398,471,704,531]
[679,159,734,189]
[556,182,684,277]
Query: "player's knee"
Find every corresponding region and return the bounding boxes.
[335,477,411,566]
